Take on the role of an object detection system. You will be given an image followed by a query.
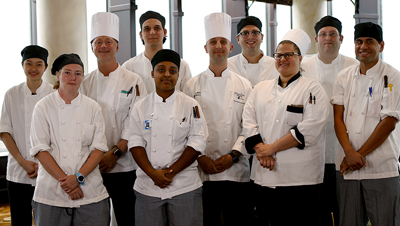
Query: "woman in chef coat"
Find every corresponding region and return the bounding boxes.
[243,29,330,225]
[128,49,207,226]
[29,54,110,225]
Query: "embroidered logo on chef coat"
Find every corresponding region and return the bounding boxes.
[234,92,245,100]
[144,120,151,130]
[194,92,201,98]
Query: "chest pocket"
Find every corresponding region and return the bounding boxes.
[286,105,303,126]
[81,123,95,146]
[172,120,190,142]
[116,92,133,114]
[366,93,382,118]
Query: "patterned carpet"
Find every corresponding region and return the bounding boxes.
[0,204,11,226]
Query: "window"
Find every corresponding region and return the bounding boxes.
[0,2,31,151]
[382,1,400,70]
[182,0,222,76]
[332,0,356,59]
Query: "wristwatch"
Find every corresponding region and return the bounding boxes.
[229,152,240,163]
[75,172,85,185]
[112,146,123,158]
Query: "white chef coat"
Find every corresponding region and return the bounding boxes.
[331,60,400,180]
[228,53,279,87]
[80,65,147,173]
[302,54,359,164]
[183,68,252,182]
[122,52,192,93]
[0,81,54,185]
[243,75,330,187]
[29,91,109,208]
[128,91,207,200]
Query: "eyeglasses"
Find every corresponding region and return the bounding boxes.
[237,30,262,38]
[273,52,300,60]
[318,32,339,38]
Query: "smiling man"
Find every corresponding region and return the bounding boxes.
[122,11,192,93]
[184,12,253,226]
[80,12,147,226]
[332,22,400,226]
[228,16,278,87]
[301,16,358,226]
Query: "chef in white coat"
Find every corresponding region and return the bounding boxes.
[332,22,400,226]
[80,12,147,226]
[122,11,192,93]
[228,16,278,87]
[183,12,253,226]
[301,15,358,226]
[243,29,329,226]
[30,53,109,225]
[0,45,54,225]
[129,49,207,226]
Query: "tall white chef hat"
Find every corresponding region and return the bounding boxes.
[204,12,231,43]
[281,28,311,56]
[91,12,119,42]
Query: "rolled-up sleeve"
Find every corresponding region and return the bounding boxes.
[296,82,330,147]
[128,104,147,150]
[243,89,261,154]
[187,103,208,155]
[0,93,13,139]
[90,104,108,153]
[29,104,52,157]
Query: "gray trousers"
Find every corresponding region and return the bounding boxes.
[32,198,110,226]
[134,187,202,226]
[337,171,400,226]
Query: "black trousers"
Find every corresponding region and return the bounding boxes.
[7,180,35,226]
[320,164,339,226]
[202,180,254,226]
[254,182,323,226]
[101,170,136,226]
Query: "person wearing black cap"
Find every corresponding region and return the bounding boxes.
[128,49,207,226]
[301,15,358,226]
[0,45,54,225]
[80,12,147,226]
[122,10,192,94]
[228,16,278,87]
[332,22,400,225]
[29,53,110,225]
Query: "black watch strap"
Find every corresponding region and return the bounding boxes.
[112,146,123,158]
[229,152,239,163]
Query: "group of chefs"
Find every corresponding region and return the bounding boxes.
[0,8,399,226]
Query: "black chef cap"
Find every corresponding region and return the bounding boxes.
[139,11,165,30]
[237,16,262,34]
[51,53,84,75]
[21,45,49,66]
[314,16,342,35]
[354,22,383,43]
[151,49,181,71]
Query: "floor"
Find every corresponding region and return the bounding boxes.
[0,204,11,226]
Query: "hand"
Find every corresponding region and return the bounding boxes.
[165,169,177,181]
[214,154,234,172]
[21,160,38,178]
[343,150,366,173]
[197,156,220,174]
[256,144,275,160]
[59,175,80,194]
[259,156,275,171]
[99,151,118,173]
[68,186,84,200]
[340,157,349,175]
[149,169,173,189]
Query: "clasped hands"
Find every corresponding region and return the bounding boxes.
[255,143,275,171]
[59,175,84,200]
[340,150,367,175]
